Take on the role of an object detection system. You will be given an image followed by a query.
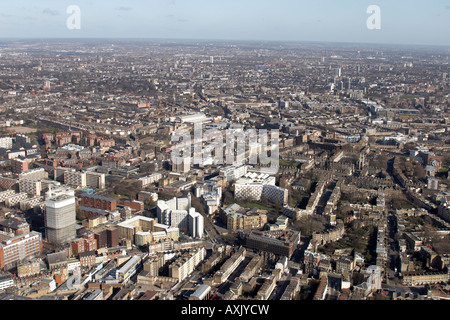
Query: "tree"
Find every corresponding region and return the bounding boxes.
[413,164,426,180]
[291,215,326,237]
[190,192,206,215]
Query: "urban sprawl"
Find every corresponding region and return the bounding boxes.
[0,40,449,301]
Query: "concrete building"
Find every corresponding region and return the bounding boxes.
[45,187,77,244]
[0,274,14,291]
[173,156,191,173]
[117,216,178,246]
[0,231,43,269]
[18,168,48,181]
[244,230,300,258]
[19,179,42,196]
[188,210,204,239]
[157,195,202,237]
[213,247,246,284]
[169,248,206,281]
[0,190,15,203]
[4,192,28,208]
[63,169,87,188]
[85,171,106,189]
[219,164,248,181]
[0,137,13,149]
[234,172,288,205]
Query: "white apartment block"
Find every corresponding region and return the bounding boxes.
[157,195,203,237]
[19,168,48,181]
[234,172,288,205]
[169,247,206,281]
[138,172,163,187]
[64,170,86,187]
[19,196,44,211]
[0,136,13,149]
[173,156,191,173]
[7,150,26,159]
[188,210,204,238]
[19,179,42,196]
[220,164,248,181]
[195,180,222,215]
[5,192,28,207]
[0,190,15,203]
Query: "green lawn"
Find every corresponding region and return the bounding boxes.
[237,202,273,211]
[279,159,301,167]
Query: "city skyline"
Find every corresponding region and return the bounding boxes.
[0,1,449,47]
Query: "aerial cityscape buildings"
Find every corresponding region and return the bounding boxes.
[0,5,448,307]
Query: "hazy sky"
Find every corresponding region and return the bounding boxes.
[0,0,449,46]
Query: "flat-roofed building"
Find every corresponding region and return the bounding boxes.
[45,187,76,244]
[85,171,106,189]
[169,248,206,282]
[244,230,300,258]
[5,192,28,208]
[80,193,116,211]
[214,247,246,284]
[19,168,48,181]
[63,170,86,188]
[117,216,178,246]
[226,205,268,232]
[0,232,43,269]
[116,255,142,283]
[19,179,41,196]
[234,172,288,205]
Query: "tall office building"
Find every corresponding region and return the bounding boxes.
[45,187,77,244]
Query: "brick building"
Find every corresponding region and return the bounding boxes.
[80,193,117,211]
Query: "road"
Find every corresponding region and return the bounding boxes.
[386,209,400,284]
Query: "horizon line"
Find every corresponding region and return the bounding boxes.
[0,37,449,50]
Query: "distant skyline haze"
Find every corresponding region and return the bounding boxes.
[0,1,448,47]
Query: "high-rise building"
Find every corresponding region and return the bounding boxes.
[157,195,203,237]
[173,156,191,173]
[45,187,77,244]
[335,67,342,77]
[188,210,204,238]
